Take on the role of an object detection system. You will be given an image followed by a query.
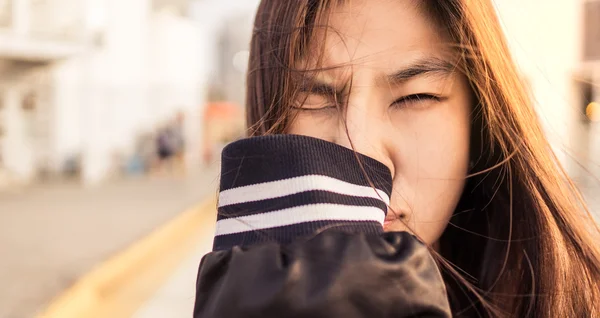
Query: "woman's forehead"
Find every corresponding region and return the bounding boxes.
[306,0,448,64]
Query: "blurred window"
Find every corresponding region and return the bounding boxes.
[29,0,85,41]
[0,0,10,28]
[584,0,600,61]
[152,0,190,16]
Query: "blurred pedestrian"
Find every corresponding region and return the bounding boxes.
[172,111,187,176]
[155,123,175,175]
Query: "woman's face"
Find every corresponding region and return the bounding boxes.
[288,0,472,245]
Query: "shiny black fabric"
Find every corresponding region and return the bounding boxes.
[195,135,451,317]
[194,230,451,318]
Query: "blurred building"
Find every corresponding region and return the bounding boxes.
[495,0,600,178]
[214,12,254,108]
[3,0,594,188]
[0,0,207,187]
[578,0,600,179]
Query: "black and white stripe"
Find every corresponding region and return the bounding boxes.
[213,134,393,251]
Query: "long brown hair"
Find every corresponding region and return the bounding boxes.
[246,0,600,316]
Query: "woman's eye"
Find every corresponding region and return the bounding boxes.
[294,94,338,113]
[293,105,338,115]
[391,93,441,109]
[299,105,337,112]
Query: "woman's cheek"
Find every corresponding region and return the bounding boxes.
[288,112,339,142]
[387,104,470,244]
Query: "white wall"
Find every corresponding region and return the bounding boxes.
[51,58,84,172]
[189,0,260,68]
[74,0,208,184]
[1,65,55,183]
[75,0,151,184]
[494,0,582,164]
[1,86,35,181]
[148,12,205,169]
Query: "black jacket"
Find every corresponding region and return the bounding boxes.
[193,135,451,318]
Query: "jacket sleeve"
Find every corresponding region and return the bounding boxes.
[193,230,451,318]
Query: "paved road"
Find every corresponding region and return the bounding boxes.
[0,166,219,318]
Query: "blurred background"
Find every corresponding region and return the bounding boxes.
[0,0,598,317]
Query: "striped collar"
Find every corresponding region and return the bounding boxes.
[213,134,392,251]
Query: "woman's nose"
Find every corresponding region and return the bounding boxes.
[334,100,396,177]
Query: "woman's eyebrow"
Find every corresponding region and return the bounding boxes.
[298,79,341,96]
[378,56,456,85]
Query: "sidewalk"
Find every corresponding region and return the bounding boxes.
[133,224,215,318]
[0,165,219,318]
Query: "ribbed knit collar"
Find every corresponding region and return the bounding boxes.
[213,134,392,251]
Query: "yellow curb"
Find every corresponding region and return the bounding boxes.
[38,196,217,318]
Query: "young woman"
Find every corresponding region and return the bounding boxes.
[194,1,600,317]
